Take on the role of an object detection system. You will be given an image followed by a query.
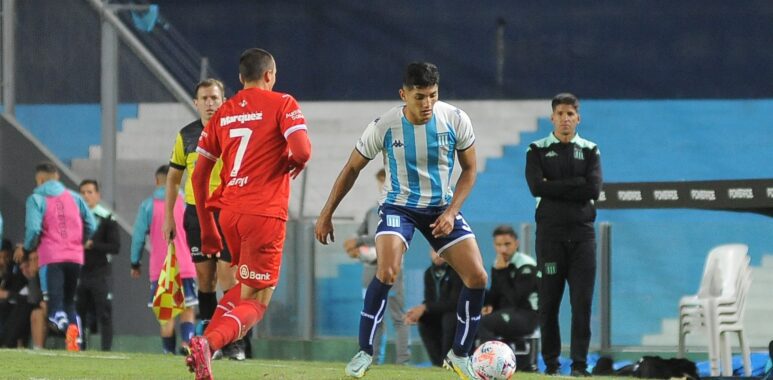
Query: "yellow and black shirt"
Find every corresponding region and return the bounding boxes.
[169,120,223,205]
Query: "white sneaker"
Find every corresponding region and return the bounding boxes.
[344,350,372,378]
[445,349,480,380]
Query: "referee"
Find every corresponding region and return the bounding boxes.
[525,93,602,377]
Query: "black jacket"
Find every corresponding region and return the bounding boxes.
[525,133,602,241]
[484,253,539,312]
[422,263,463,317]
[82,212,121,273]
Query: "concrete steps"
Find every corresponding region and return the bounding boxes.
[71,100,549,222]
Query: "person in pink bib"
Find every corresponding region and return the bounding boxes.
[19,162,96,350]
[130,165,198,354]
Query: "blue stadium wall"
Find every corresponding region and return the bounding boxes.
[15,1,773,103]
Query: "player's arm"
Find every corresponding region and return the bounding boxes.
[314,149,370,245]
[430,145,477,238]
[130,199,152,277]
[525,144,589,199]
[163,167,184,240]
[192,154,222,255]
[561,146,603,201]
[286,130,311,179]
[164,135,186,242]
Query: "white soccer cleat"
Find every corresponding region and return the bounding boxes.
[445,349,481,380]
[344,350,373,378]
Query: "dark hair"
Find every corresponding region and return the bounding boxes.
[239,48,275,82]
[193,78,225,98]
[155,165,169,178]
[492,225,518,239]
[376,168,386,180]
[1,239,11,253]
[35,161,58,175]
[403,62,440,88]
[79,179,100,192]
[551,93,579,111]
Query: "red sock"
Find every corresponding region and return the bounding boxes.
[205,299,266,351]
[204,283,242,335]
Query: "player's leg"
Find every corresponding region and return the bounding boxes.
[91,273,114,351]
[213,211,237,292]
[346,234,406,377]
[41,264,67,331]
[184,204,219,327]
[536,239,568,374]
[62,263,82,351]
[74,276,92,349]
[361,265,385,364]
[178,278,199,354]
[441,238,488,357]
[160,316,176,354]
[567,240,596,375]
[200,211,283,352]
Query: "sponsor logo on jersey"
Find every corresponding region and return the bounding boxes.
[227,176,249,187]
[239,265,271,281]
[545,151,558,158]
[285,109,304,121]
[768,188,773,199]
[220,112,263,127]
[392,140,404,148]
[239,99,248,107]
[544,262,557,275]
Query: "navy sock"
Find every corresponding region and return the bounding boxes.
[358,277,392,356]
[198,291,218,320]
[180,322,195,344]
[452,286,484,357]
[162,336,176,354]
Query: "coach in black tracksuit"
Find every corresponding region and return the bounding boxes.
[525,93,602,377]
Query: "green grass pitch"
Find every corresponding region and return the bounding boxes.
[0,348,625,379]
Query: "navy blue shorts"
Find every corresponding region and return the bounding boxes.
[375,203,475,255]
[147,278,198,308]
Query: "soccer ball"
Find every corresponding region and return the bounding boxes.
[472,340,517,380]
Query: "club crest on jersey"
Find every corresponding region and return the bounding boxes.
[437,132,450,147]
[386,215,401,227]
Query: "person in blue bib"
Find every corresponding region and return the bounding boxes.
[315,62,488,380]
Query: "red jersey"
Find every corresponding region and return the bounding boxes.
[197,87,307,220]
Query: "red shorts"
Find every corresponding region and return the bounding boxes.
[218,209,286,289]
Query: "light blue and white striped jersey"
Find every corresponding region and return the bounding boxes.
[355,101,475,208]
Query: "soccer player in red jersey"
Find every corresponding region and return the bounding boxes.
[185,48,311,380]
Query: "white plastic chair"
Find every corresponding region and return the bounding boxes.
[676,243,750,376]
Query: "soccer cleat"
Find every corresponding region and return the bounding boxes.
[186,336,214,380]
[48,312,69,333]
[65,324,80,352]
[444,349,481,380]
[222,340,246,361]
[344,350,373,378]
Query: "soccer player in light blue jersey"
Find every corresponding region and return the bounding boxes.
[316,62,488,380]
